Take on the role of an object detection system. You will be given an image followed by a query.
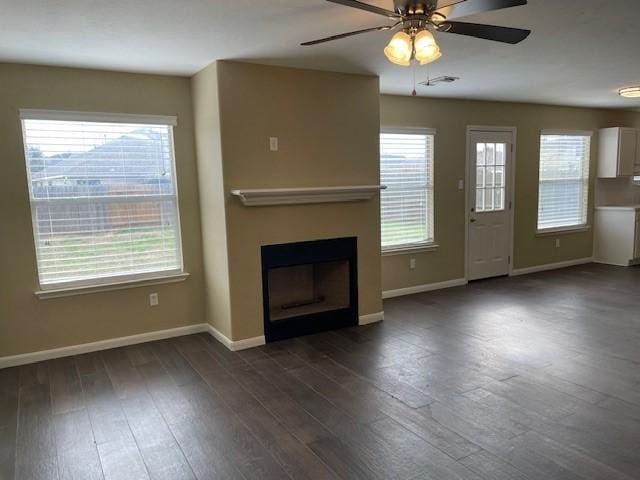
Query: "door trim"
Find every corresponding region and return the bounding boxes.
[464,126,517,280]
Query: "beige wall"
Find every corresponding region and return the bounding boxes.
[191,62,233,338]
[380,94,640,292]
[0,63,205,357]
[3,60,639,356]
[215,61,383,340]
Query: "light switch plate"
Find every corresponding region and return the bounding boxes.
[269,137,279,151]
[149,293,159,306]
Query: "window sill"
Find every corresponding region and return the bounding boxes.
[382,244,439,256]
[35,272,190,299]
[535,225,590,237]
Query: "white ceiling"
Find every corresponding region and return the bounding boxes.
[1,0,640,109]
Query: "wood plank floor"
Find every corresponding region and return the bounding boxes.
[2,263,640,479]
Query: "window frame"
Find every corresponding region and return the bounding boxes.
[536,129,593,235]
[20,109,185,292]
[380,126,437,254]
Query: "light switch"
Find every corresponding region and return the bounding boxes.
[269,137,279,152]
[409,258,417,270]
[458,179,464,190]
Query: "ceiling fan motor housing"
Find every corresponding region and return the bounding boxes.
[394,0,439,15]
[393,1,447,35]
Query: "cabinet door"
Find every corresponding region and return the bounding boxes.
[635,213,640,259]
[619,128,637,176]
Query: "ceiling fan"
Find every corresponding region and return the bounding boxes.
[301,0,530,66]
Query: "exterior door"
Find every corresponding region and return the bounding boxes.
[467,130,513,281]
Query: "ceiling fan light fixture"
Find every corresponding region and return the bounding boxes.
[619,86,640,98]
[417,49,442,65]
[414,29,442,65]
[384,31,412,66]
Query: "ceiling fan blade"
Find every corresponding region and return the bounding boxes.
[439,21,530,44]
[327,0,401,18]
[301,24,398,46]
[436,0,527,20]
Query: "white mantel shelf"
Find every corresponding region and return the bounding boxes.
[231,185,386,206]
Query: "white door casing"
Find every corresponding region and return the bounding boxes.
[466,129,514,281]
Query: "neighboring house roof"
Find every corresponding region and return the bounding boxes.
[30,129,171,183]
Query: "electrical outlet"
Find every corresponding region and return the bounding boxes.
[269,137,279,151]
[555,239,561,248]
[458,179,464,190]
[409,258,417,270]
[149,293,159,306]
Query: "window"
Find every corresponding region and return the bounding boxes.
[380,129,435,251]
[475,142,506,212]
[537,131,591,232]
[21,110,183,289]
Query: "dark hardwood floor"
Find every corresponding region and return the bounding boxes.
[2,263,640,479]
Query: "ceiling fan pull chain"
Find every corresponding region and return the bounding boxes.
[412,62,417,96]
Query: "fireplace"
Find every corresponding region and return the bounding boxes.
[261,237,358,342]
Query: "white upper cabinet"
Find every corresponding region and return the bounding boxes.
[598,127,638,178]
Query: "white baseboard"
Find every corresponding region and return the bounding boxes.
[232,335,266,351]
[0,321,269,369]
[383,278,468,299]
[0,323,209,369]
[510,257,594,276]
[204,324,265,351]
[593,258,640,267]
[359,311,384,325]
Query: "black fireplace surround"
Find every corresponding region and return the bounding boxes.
[261,237,358,342]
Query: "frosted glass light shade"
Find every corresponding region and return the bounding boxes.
[414,30,441,65]
[384,31,412,66]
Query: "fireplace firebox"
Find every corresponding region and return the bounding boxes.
[261,237,358,342]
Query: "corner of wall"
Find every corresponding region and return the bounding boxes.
[191,61,233,339]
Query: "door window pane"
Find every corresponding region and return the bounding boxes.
[486,166,495,187]
[477,143,485,166]
[475,143,507,212]
[484,189,494,211]
[476,189,484,212]
[494,188,504,210]
[496,143,505,165]
[476,167,485,187]
[495,167,504,187]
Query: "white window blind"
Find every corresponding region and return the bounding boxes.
[21,112,183,289]
[537,132,591,231]
[380,130,435,250]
